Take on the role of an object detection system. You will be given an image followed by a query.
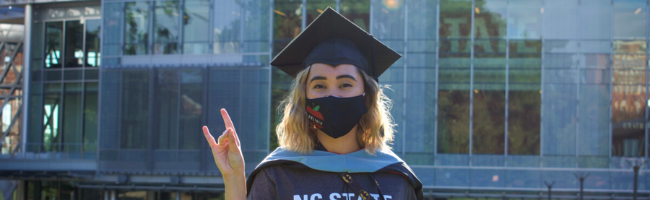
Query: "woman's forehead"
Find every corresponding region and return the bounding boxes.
[308,63,360,77]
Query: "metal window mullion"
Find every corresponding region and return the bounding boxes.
[239,1,245,53]
[640,1,650,159]
[469,0,475,166]
[176,70,182,150]
[149,1,155,55]
[62,21,66,70]
[336,0,340,12]
[81,21,87,157]
[96,13,104,161]
[575,0,583,168]
[239,68,243,149]
[117,71,123,160]
[120,2,125,56]
[59,82,65,153]
[433,0,440,166]
[504,0,510,166]
[80,81,86,158]
[82,19,87,69]
[608,0,614,159]
[536,0,546,164]
[301,0,307,31]
[402,3,408,156]
[209,0,214,54]
[267,0,274,154]
[200,67,209,171]
[40,80,46,155]
[369,0,373,35]
[147,68,155,170]
[178,0,184,54]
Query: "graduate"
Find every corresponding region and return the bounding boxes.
[202,7,423,200]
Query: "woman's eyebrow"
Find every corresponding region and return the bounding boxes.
[336,75,357,82]
[309,76,327,83]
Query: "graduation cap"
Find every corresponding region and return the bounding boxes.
[270,7,401,81]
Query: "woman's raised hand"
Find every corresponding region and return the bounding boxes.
[202,109,246,193]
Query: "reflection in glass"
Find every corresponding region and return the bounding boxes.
[183,0,210,54]
[613,0,646,39]
[339,0,370,31]
[470,2,507,154]
[43,83,61,151]
[473,45,506,154]
[64,21,84,67]
[155,70,179,149]
[121,71,149,149]
[151,69,203,150]
[270,0,304,151]
[153,1,180,54]
[32,21,44,70]
[272,0,301,55]
[180,69,203,149]
[63,83,83,152]
[438,69,470,154]
[306,0,336,26]
[474,0,506,39]
[543,0,578,39]
[612,40,646,157]
[214,0,241,54]
[439,0,472,39]
[508,40,541,155]
[84,82,98,152]
[28,83,43,153]
[507,0,542,39]
[124,2,150,55]
[437,0,472,154]
[578,0,611,39]
[85,19,101,67]
[45,22,63,68]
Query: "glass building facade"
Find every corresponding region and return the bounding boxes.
[2,0,650,199]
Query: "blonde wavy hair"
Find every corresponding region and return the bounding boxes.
[276,66,395,154]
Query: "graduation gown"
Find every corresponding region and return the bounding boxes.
[246,147,423,200]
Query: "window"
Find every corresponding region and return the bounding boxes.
[121,70,149,149]
[85,19,101,67]
[45,22,63,68]
[28,5,101,159]
[472,0,507,155]
[183,0,210,54]
[124,1,150,55]
[153,69,203,150]
[153,1,180,54]
[437,0,472,154]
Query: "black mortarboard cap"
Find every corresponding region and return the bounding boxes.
[270,7,401,80]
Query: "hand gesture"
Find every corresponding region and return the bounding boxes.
[203,108,245,178]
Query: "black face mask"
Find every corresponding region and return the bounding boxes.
[305,94,368,139]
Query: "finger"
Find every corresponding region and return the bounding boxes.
[231,127,241,147]
[217,130,227,145]
[202,126,217,148]
[221,109,235,131]
[227,128,241,153]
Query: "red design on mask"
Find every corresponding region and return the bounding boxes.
[306,105,324,129]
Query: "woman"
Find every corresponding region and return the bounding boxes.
[202,8,422,200]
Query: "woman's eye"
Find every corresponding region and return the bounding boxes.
[313,85,325,89]
[340,83,353,88]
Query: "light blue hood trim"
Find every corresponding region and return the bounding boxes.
[256,147,404,173]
